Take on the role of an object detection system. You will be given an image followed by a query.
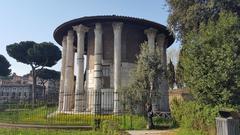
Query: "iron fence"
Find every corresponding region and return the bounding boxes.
[0,89,173,131]
[0,90,148,129]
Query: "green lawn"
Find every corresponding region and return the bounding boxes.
[0,106,56,125]
[0,106,145,129]
[0,106,108,126]
[0,105,176,130]
[0,128,107,135]
[0,106,181,135]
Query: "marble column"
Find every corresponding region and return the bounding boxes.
[157,34,167,67]
[144,28,157,51]
[112,22,123,114]
[58,36,67,112]
[73,24,89,112]
[144,28,158,112]
[62,30,75,112]
[70,48,75,110]
[157,34,170,112]
[92,23,103,114]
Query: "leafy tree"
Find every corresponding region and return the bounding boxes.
[6,41,61,107]
[175,60,184,89]
[167,0,240,105]
[166,0,240,41]
[167,59,175,89]
[121,43,164,128]
[37,68,60,82]
[182,12,240,105]
[36,68,60,96]
[0,54,11,76]
[175,49,185,89]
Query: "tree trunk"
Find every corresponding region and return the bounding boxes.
[42,83,46,102]
[39,79,45,97]
[149,81,153,103]
[31,67,36,108]
[147,81,154,129]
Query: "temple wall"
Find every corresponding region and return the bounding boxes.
[86,23,147,70]
[85,62,135,111]
[121,62,135,87]
[86,62,135,91]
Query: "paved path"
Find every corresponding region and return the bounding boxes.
[127,129,176,135]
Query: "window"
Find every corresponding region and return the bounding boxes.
[102,65,110,77]
[12,92,15,99]
[102,65,110,88]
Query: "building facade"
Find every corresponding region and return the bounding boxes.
[0,84,43,103]
[54,15,174,114]
[0,73,59,103]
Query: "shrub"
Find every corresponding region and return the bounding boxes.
[181,12,240,106]
[153,117,177,129]
[101,120,120,135]
[0,103,8,111]
[170,99,238,134]
[119,114,147,130]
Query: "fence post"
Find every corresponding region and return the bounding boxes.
[216,117,240,135]
[130,114,133,129]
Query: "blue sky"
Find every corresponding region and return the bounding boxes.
[0,0,179,76]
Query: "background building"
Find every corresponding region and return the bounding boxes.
[0,73,60,104]
[0,84,43,103]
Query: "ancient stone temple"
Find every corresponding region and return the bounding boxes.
[53,15,174,114]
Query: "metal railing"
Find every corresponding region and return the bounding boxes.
[0,90,146,129]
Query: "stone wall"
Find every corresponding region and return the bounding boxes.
[85,62,135,112]
[168,89,193,103]
[121,62,135,87]
[86,62,135,91]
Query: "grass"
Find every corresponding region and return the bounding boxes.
[119,114,147,130]
[153,117,177,129]
[0,105,113,126]
[0,105,177,131]
[48,113,121,126]
[0,128,108,135]
[0,105,182,135]
[176,128,206,135]
[0,105,147,129]
[0,105,56,125]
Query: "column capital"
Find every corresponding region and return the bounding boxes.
[145,28,157,50]
[144,28,158,38]
[156,33,166,41]
[62,36,67,44]
[112,22,123,31]
[156,33,166,47]
[73,24,89,34]
[67,30,74,41]
[94,23,102,34]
